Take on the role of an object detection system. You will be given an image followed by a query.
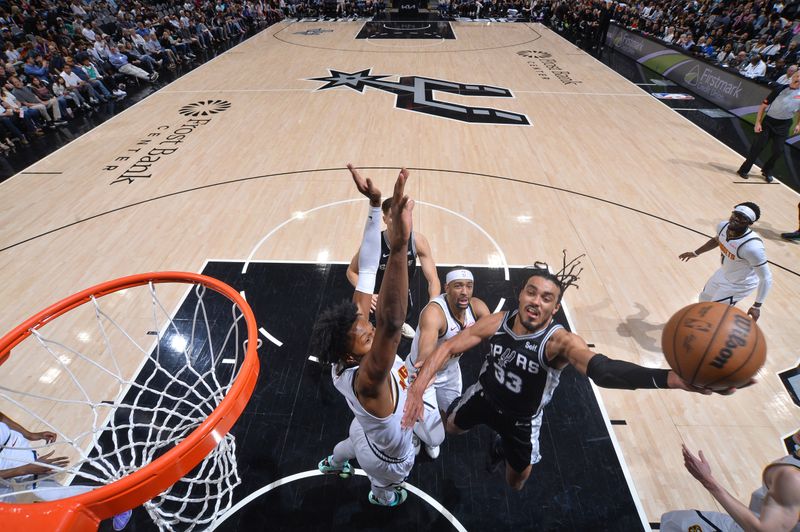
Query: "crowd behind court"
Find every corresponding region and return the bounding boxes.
[529,0,800,85]
[0,0,283,154]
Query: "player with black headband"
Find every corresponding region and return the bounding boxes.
[679,202,772,322]
[402,254,733,492]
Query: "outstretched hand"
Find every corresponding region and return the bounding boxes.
[348,163,381,207]
[668,371,755,395]
[682,444,716,488]
[28,431,56,444]
[401,382,424,430]
[678,251,697,261]
[387,168,413,251]
[667,371,712,394]
[25,450,69,475]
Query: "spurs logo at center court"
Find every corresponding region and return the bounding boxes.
[309,68,530,125]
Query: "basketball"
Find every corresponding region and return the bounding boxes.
[661,302,766,390]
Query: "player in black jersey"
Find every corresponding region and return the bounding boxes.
[403,260,739,491]
[346,191,440,337]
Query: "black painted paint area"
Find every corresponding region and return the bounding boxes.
[103,261,643,531]
[355,21,456,39]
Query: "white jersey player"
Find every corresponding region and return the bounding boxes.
[679,202,772,321]
[311,165,416,507]
[660,438,800,532]
[405,268,490,459]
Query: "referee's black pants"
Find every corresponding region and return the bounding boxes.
[739,115,791,176]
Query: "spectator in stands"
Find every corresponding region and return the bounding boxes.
[10,76,66,126]
[4,43,20,64]
[61,64,103,104]
[676,33,695,51]
[777,64,799,85]
[108,45,157,82]
[717,43,736,65]
[52,75,88,111]
[662,25,676,44]
[742,53,768,79]
[22,55,50,83]
[29,76,74,118]
[65,57,119,101]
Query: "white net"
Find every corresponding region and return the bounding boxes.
[0,279,255,531]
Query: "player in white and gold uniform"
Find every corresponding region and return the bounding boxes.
[660,433,800,532]
[311,165,415,507]
[405,268,490,459]
[679,202,772,321]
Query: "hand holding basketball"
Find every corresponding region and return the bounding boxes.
[662,302,766,392]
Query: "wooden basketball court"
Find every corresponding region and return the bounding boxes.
[1,20,799,530]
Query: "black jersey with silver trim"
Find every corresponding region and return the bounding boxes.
[373,230,417,294]
[478,311,564,419]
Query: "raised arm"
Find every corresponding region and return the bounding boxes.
[0,412,56,443]
[679,236,720,261]
[411,303,447,372]
[402,311,504,428]
[682,445,800,532]
[414,233,441,300]
[356,169,413,397]
[546,328,712,393]
[346,252,359,288]
[348,163,382,319]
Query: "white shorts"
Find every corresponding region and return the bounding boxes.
[700,269,758,305]
[432,360,463,413]
[660,510,743,532]
[349,418,414,495]
[405,359,462,449]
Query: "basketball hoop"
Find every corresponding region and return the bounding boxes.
[0,272,259,531]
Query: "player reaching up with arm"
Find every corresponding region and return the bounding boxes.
[310,165,417,507]
[403,257,734,492]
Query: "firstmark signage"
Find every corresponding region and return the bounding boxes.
[104,100,231,185]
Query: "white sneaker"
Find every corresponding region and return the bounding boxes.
[425,445,440,459]
[412,433,421,456]
[401,323,415,339]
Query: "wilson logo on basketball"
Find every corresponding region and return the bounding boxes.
[709,314,751,369]
[178,100,232,117]
[682,318,712,333]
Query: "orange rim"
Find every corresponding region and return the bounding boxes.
[0,272,260,530]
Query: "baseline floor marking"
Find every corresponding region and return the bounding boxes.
[559,301,650,530]
[259,327,284,347]
[209,468,467,531]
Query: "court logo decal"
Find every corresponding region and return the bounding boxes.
[178,99,232,117]
[104,101,232,185]
[308,68,530,125]
[293,28,333,35]
[516,51,582,85]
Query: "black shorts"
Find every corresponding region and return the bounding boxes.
[447,381,541,473]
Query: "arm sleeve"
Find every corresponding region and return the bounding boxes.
[586,354,670,390]
[739,241,772,304]
[354,206,382,294]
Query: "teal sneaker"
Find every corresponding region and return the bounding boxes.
[318,456,353,479]
[368,487,408,507]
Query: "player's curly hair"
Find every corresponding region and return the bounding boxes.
[735,202,761,222]
[308,300,360,367]
[522,250,584,303]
